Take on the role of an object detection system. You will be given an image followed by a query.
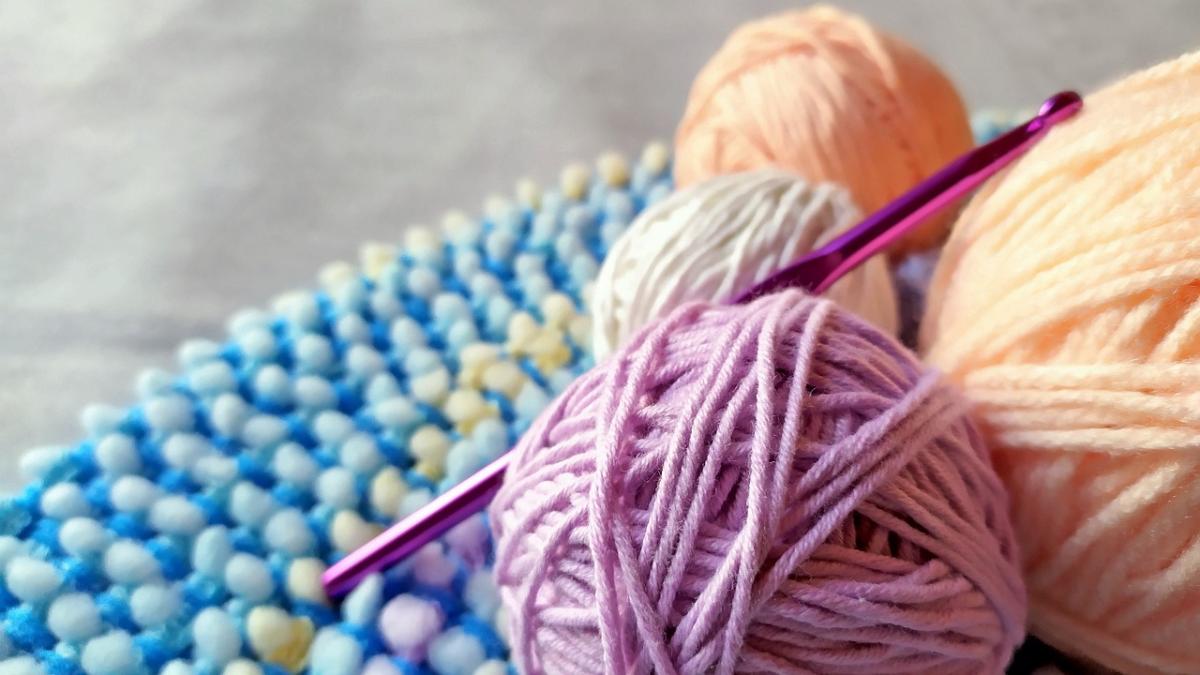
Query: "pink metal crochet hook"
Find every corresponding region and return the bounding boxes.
[322,90,1082,599]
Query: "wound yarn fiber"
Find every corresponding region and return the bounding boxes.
[673,6,972,252]
[590,170,898,359]
[921,51,1200,675]
[492,290,1025,674]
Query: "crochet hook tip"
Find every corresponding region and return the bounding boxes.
[1038,90,1083,126]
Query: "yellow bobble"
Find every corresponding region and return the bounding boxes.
[410,425,451,465]
[413,460,444,482]
[404,226,441,257]
[506,312,541,356]
[596,151,630,187]
[286,558,329,606]
[246,606,315,673]
[457,343,501,388]
[567,314,592,348]
[515,178,541,210]
[443,389,497,434]
[223,659,264,675]
[441,210,472,237]
[330,511,382,552]
[529,329,572,376]
[358,242,396,281]
[560,162,590,201]
[482,361,525,400]
[369,467,409,519]
[410,368,450,405]
[318,261,357,293]
[641,140,670,176]
[484,194,512,221]
[539,293,576,330]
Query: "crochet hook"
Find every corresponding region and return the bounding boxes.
[322,90,1082,598]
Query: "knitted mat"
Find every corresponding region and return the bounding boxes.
[0,114,1055,675]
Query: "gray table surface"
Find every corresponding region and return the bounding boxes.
[2,0,1197,493]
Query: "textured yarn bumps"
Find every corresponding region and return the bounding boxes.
[673,5,972,252]
[493,291,1025,674]
[922,51,1200,675]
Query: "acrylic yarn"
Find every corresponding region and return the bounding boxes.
[590,170,898,359]
[922,51,1200,675]
[674,5,972,252]
[493,291,1026,674]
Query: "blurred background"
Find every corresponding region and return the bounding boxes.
[1,0,1197,491]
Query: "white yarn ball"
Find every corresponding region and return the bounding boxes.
[590,170,898,358]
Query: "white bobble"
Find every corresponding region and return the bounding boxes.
[178,339,221,368]
[365,373,402,404]
[405,226,442,261]
[372,397,420,432]
[494,606,511,647]
[229,482,277,529]
[428,627,486,675]
[363,656,404,675]
[225,553,275,602]
[144,394,194,433]
[253,364,292,403]
[238,327,277,361]
[81,630,138,675]
[210,393,250,438]
[445,516,489,566]
[0,657,44,675]
[373,289,402,319]
[404,348,442,376]
[47,592,103,641]
[40,482,91,519]
[222,660,263,675]
[473,660,508,675]
[18,446,68,482]
[389,317,428,353]
[275,290,321,328]
[313,411,356,447]
[294,334,335,372]
[286,558,328,606]
[293,375,337,410]
[149,495,206,536]
[310,628,363,675]
[484,229,516,263]
[335,314,371,344]
[103,540,160,585]
[0,539,23,572]
[407,267,441,299]
[161,433,210,471]
[315,468,358,510]
[193,607,242,666]
[361,241,399,278]
[193,526,233,578]
[272,443,319,487]
[264,509,314,556]
[160,661,194,675]
[398,489,433,519]
[193,454,238,487]
[6,556,61,602]
[241,414,289,449]
[81,404,124,437]
[95,434,141,476]
[340,429,381,473]
[379,594,443,654]
[59,518,108,557]
[346,344,387,380]
[410,368,450,405]
[342,573,383,626]
[442,210,482,246]
[465,569,500,620]
[131,583,182,628]
[189,360,238,396]
[109,475,159,513]
[229,309,271,336]
[319,261,357,293]
[412,543,455,588]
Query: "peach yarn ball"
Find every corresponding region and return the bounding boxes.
[674,6,972,252]
[921,52,1200,675]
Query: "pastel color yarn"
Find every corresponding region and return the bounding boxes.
[492,291,1025,674]
[921,52,1200,674]
[590,170,898,358]
[673,5,972,252]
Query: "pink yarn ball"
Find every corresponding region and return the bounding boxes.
[491,291,1026,674]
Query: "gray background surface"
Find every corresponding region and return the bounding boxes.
[2,1,1197,492]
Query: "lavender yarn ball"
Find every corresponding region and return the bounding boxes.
[491,291,1026,674]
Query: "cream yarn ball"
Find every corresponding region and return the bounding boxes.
[591,170,898,358]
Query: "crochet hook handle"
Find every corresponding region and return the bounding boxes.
[323,90,1083,599]
[731,90,1082,303]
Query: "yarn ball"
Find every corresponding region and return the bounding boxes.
[920,51,1200,675]
[492,290,1025,674]
[673,5,972,252]
[589,170,898,358]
